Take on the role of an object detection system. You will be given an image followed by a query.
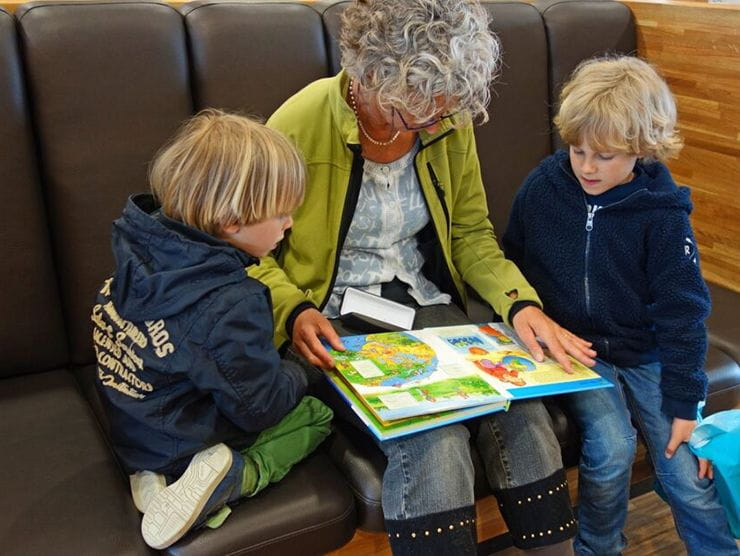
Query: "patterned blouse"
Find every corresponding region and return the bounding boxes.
[323,141,451,318]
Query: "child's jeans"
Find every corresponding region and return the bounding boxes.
[565,359,738,556]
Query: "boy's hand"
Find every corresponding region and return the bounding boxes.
[665,417,713,480]
[511,306,596,371]
[292,308,345,369]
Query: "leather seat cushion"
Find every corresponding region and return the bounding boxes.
[0,370,150,555]
[166,450,356,556]
[71,364,357,555]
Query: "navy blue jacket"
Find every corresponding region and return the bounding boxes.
[503,150,710,419]
[93,194,307,476]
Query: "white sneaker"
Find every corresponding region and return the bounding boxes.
[130,471,167,513]
[141,444,233,549]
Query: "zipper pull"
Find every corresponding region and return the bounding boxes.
[427,162,443,195]
[585,204,600,231]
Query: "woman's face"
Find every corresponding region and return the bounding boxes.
[391,96,455,134]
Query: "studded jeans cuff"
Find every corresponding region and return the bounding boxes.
[385,505,477,556]
[493,468,576,549]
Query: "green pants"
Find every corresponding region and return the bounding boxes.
[239,395,333,496]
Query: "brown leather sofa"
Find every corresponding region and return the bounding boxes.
[0,1,737,554]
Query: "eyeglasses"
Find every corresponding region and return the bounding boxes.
[394,108,456,131]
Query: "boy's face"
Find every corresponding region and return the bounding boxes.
[218,214,293,258]
[569,143,638,196]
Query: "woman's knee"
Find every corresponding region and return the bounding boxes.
[426,422,471,447]
[503,398,553,425]
[419,424,471,471]
[382,424,471,463]
[477,405,564,488]
[381,425,475,512]
[480,400,561,459]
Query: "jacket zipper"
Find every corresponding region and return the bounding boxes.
[564,164,647,322]
[427,162,450,229]
[560,161,651,352]
[581,190,648,318]
[583,202,601,319]
[319,144,365,311]
[413,130,463,308]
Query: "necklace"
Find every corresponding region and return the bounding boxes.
[348,79,400,147]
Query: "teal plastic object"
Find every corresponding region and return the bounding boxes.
[689,409,740,538]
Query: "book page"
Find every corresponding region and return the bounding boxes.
[325,369,508,441]
[330,330,510,423]
[328,322,611,430]
[425,323,609,398]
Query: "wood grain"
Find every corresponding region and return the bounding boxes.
[621,0,740,292]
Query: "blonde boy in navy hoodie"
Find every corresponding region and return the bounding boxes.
[92,110,332,549]
[504,57,737,555]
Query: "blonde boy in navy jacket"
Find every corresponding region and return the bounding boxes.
[93,110,332,550]
[504,57,737,555]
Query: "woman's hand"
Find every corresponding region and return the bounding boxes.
[665,417,713,480]
[511,306,596,371]
[292,308,345,369]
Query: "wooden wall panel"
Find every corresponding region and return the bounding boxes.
[622,0,740,292]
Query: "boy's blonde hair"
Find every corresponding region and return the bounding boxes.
[150,109,305,236]
[555,56,683,162]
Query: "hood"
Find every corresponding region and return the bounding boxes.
[109,193,257,321]
[549,149,693,213]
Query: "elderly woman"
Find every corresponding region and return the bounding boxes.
[254,1,596,554]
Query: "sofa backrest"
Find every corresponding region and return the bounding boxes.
[477,1,553,236]
[184,0,331,117]
[2,0,636,374]
[533,0,637,150]
[16,0,193,365]
[0,7,67,378]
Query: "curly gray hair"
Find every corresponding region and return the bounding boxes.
[340,0,500,124]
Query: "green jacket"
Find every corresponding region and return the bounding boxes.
[254,71,540,349]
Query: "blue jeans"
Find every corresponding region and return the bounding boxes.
[565,359,738,556]
[380,398,573,552]
[381,423,475,519]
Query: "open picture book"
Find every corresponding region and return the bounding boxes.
[325,322,612,441]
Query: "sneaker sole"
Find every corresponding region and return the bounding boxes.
[130,471,167,513]
[141,444,233,549]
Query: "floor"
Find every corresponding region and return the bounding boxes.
[492,489,686,555]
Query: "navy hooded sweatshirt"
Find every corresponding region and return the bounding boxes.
[503,150,710,420]
[92,194,307,476]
